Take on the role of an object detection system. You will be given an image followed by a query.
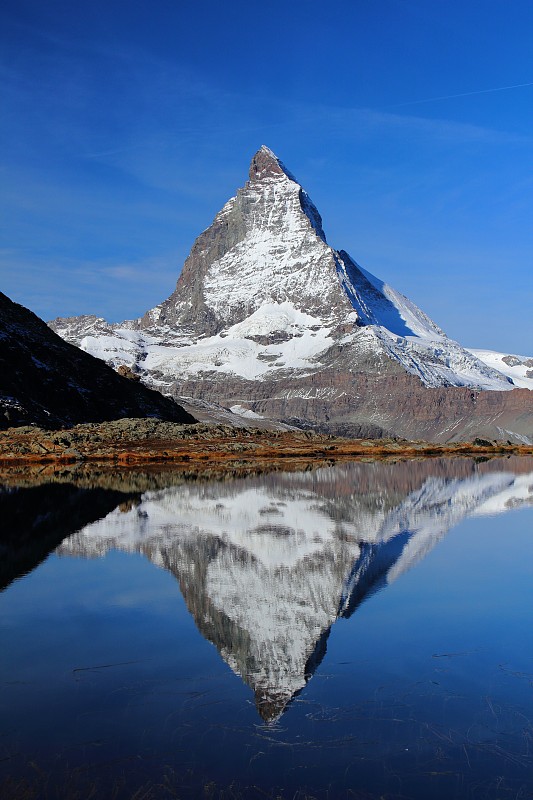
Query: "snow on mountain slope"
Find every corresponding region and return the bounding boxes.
[58,460,533,720]
[201,179,340,327]
[467,349,533,390]
[75,304,513,392]
[78,306,335,382]
[337,250,445,339]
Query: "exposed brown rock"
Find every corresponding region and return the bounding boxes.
[249,145,286,180]
[116,364,141,381]
[169,369,533,444]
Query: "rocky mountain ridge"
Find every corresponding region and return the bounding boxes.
[49,146,533,442]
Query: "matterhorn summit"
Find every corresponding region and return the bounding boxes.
[138,145,457,347]
[50,146,533,442]
[140,144,353,336]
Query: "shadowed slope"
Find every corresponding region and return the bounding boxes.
[0,292,196,429]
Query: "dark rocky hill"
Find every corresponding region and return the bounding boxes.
[0,292,196,429]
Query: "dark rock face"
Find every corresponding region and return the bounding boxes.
[0,292,196,429]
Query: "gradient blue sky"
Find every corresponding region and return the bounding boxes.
[1,0,532,352]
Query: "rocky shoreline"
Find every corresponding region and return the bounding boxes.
[1,418,532,473]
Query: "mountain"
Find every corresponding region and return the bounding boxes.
[0,291,196,429]
[57,457,533,721]
[467,349,533,390]
[49,146,533,443]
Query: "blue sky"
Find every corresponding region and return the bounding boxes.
[1,0,532,352]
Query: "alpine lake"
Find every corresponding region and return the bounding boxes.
[1,454,533,800]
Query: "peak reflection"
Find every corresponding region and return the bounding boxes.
[50,457,533,721]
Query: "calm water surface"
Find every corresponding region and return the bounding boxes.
[1,457,533,799]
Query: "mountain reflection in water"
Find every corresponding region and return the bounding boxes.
[28,456,530,723]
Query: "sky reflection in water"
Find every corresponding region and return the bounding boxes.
[1,457,533,799]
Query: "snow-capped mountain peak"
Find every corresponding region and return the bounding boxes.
[49,146,532,442]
